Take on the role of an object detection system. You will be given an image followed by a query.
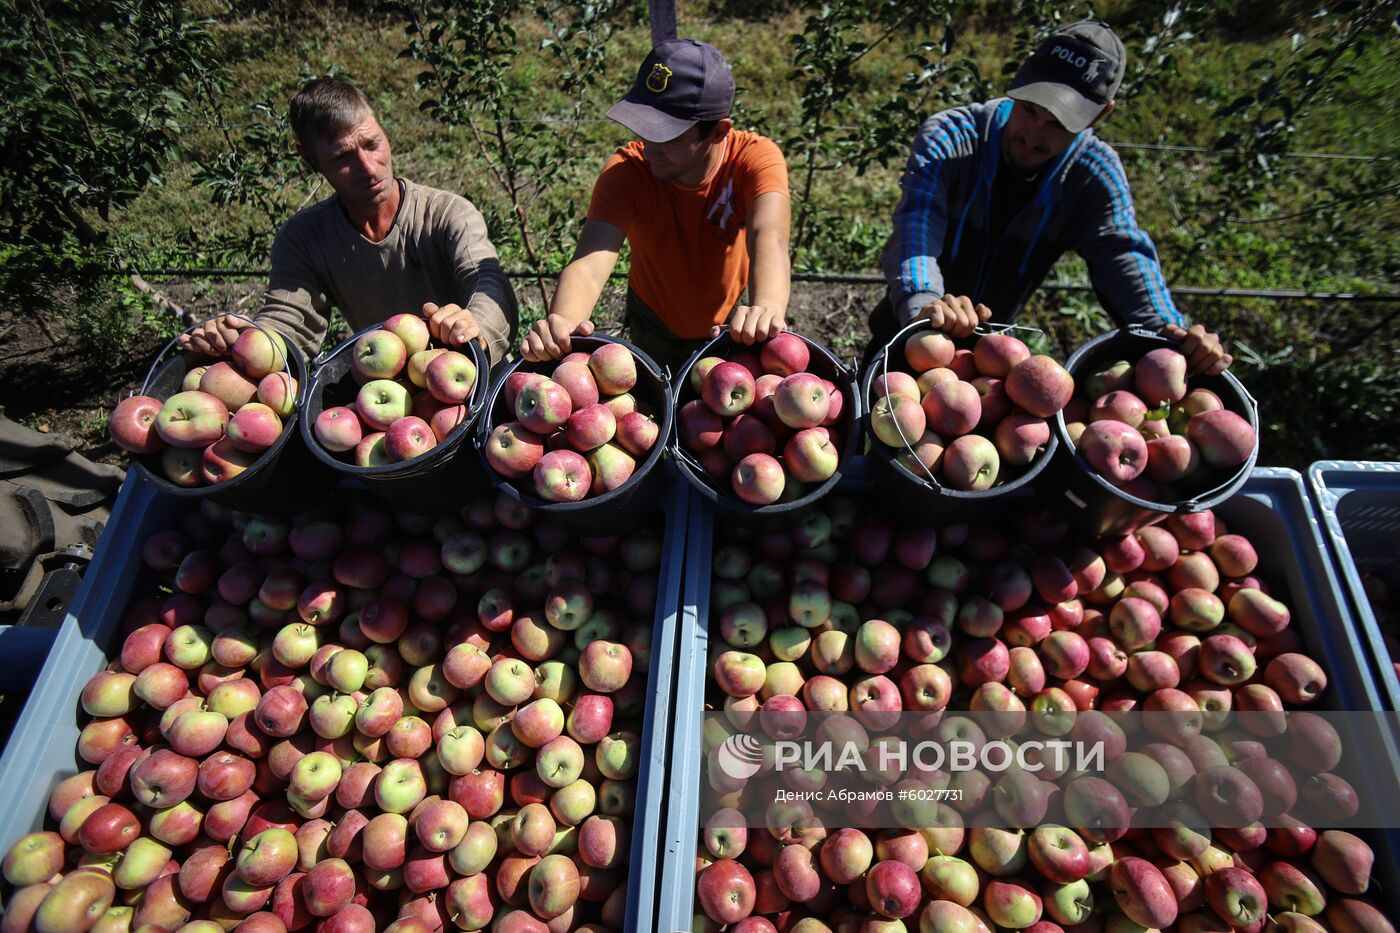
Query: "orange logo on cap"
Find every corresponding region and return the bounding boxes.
[645,64,673,93]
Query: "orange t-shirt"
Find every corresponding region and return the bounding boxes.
[586,130,790,339]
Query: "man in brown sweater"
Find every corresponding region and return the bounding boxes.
[181,78,517,366]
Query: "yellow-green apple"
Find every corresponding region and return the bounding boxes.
[871,392,925,448]
[942,434,1000,491]
[587,443,635,494]
[2,831,64,887]
[199,361,259,409]
[516,378,573,434]
[376,758,427,814]
[919,855,979,907]
[111,395,165,454]
[112,836,172,890]
[595,731,638,781]
[485,421,545,478]
[156,391,229,448]
[237,827,299,886]
[81,671,138,717]
[784,427,838,483]
[407,348,448,388]
[182,365,209,391]
[314,406,362,453]
[352,329,407,382]
[146,798,203,846]
[589,343,637,395]
[1005,355,1073,418]
[356,379,412,431]
[526,852,579,920]
[167,707,228,757]
[688,355,725,393]
[33,868,117,932]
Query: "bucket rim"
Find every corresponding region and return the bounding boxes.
[299,320,490,479]
[475,333,675,514]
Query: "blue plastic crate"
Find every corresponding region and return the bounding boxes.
[655,464,1400,931]
[1309,460,1400,712]
[0,626,60,691]
[0,466,690,933]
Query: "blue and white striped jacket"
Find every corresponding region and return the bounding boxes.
[881,98,1184,330]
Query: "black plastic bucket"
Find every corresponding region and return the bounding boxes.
[301,322,490,515]
[131,317,329,516]
[476,335,674,535]
[1045,326,1260,537]
[858,320,1060,521]
[671,329,861,528]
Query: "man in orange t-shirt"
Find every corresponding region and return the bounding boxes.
[520,39,792,373]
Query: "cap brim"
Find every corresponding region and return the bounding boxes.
[605,100,695,143]
[1007,83,1103,134]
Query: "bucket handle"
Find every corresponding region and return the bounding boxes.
[874,318,946,489]
[138,313,291,403]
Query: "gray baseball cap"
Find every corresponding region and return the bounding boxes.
[606,39,735,143]
[1007,21,1125,133]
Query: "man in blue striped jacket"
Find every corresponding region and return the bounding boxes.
[868,20,1230,375]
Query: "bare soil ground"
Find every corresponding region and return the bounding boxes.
[0,279,885,467]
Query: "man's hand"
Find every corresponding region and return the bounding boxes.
[178,315,250,356]
[714,305,785,345]
[919,294,991,338]
[520,314,595,362]
[1163,323,1232,376]
[423,302,483,349]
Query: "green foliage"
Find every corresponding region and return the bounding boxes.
[396,0,629,309]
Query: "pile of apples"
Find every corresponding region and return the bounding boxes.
[1065,346,1257,495]
[2,488,663,931]
[677,332,849,506]
[868,330,1072,492]
[111,327,299,487]
[312,314,478,467]
[483,342,660,503]
[691,491,1393,931]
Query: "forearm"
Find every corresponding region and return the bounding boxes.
[549,249,618,324]
[464,257,518,365]
[748,226,790,315]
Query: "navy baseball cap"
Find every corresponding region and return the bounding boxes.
[1007,21,1126,133]
[606,39,735,143]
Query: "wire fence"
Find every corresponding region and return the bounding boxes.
[113,268,1400,303]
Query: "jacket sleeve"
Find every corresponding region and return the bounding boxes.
[443,195,519,367]
[883,109,978,323]
[1068,142,1185,331]
[252,218,333,361]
